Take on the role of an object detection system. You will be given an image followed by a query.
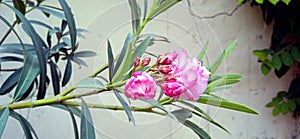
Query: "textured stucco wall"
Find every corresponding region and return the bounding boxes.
[1,0,300,139]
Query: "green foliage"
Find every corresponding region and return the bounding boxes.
[238,0,291,5]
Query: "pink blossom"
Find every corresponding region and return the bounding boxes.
[124,71,156,100]
[160,79,186,101]
[141,57,151,67]
[172,49,210,101]
[157,51,178,65]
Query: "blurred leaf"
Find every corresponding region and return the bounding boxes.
[0,56,23,62]
[133,36,151,59]
[253,49,273,61]
[113,90,135,124]
[148,0,182,20]
[171,108,192,119]
[271,55,282,70]
[77,78,106,89]
[206,77,240,93]
[272,104,280,116]
[198,40,209,61]
[197,95,258,114]
[287,99,296,111]
[138,33,169,45]
[10,111,38,139]
[29,20,52,30]
[13,0,26,23]
[63,28,88,38]
[0,107,9,138]
[269,0,279,5]
[0,15,24,47]
[280,102,289,115]
[107,40,114,81]
[261,63,271,75]
[128,0,141,33]
[281,51,293,66]
[51,104,82,117]
[291,47,300,63]
[13,55,40,101]
[181,120,211,139]
[265,97,282,108]
[274,64,290,78]
[67,106,79,139]
[80,99,96,139]
[180,101,229,133]
[72,56,88,67]
[114,33,133,75]
[5,3,48,100]
[62,58,72,87]
[255,0,264,4]
[207,39,237,74]
[34,6,66,20]
[142,99,177,120]
[58,0,77,51]
[49,60,60,95]
[143,0,148,20]
[281,0,291,5]
[0,68,22,95]
[74,51,96,57]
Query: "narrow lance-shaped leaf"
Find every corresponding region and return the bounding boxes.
[207,39,237,74]
[0,68,22,95]
[62,58,72,87]
[13,55,40,101]
[113,90,135,124]
[142,99,177,121]
[4,4,48,100]
[0,15,25,48]
[77,78,106,89]
[67,106,79,139]
[80,99,96,139]
[197,95,258,114]
[198,40,209,61]
[114,33,133,75]
[9,111,38,139]
[148,0,182,20]
[0,107,9,138]
[181,119,211,139]
[107,40,114,81]
[49,60,60,95]
[133,36,151,59]
[33,6,66,20]
[128,0,141,33]
[13,0,26,23]
[58,0,77,51]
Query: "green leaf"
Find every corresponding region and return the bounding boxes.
[265,97,282,108]
[287,99,296,111]
[51,104,82,117]
[4,3,47,100]
[148,0,182,20]
[114,33,133,75]
[142,99,177,121]
[272,105,281,116]
[207,39,237,74]
[113,90,135,124]
[133,36,151,59]
[237,0,245,4]
[67,106,79,139]
[0,68,22,95]
[58,0,77,51]
[291,47,300,63]
[77,78,106,89]
[277,91,286,98]
[269,0,280,5]
[0,107,9,138]
[62,58,72,87]
[13,55,40,101]
[255,0,264,4]
[280,102,289,115]
[281,0,291,5]
[107,40,114,81]
[271,55,282,70]
[10,111,38,139]
[261,63,271,75]
[80,99,96,139]
[180,101,229,133]
[197,96,258,114]
[171,109,192,119]
[128,0,141,33]
[181,120,211,139]
[281,51,293,66]
[198,40,209,61]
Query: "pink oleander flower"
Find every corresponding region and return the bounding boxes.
[124,71,156,100]
[160,79,186,101]
[157,51,178,65]
[172,49,210,101]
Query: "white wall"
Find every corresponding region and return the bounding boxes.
[1,0,299,139]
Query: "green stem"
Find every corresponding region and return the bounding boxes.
[60,86,76,96]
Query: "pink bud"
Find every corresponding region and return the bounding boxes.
[134,57,141,68]
[157,51,178,65]
[159,65,172,74]
[141,57,151,67]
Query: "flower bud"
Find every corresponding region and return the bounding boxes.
[157,52,178,65]
[159,65,172,74]
[141,57,151,67]
[134,57,141,68]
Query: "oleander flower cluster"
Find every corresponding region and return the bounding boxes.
[124,49,210,101]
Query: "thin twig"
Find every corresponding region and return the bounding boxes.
[186,0,242,19]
